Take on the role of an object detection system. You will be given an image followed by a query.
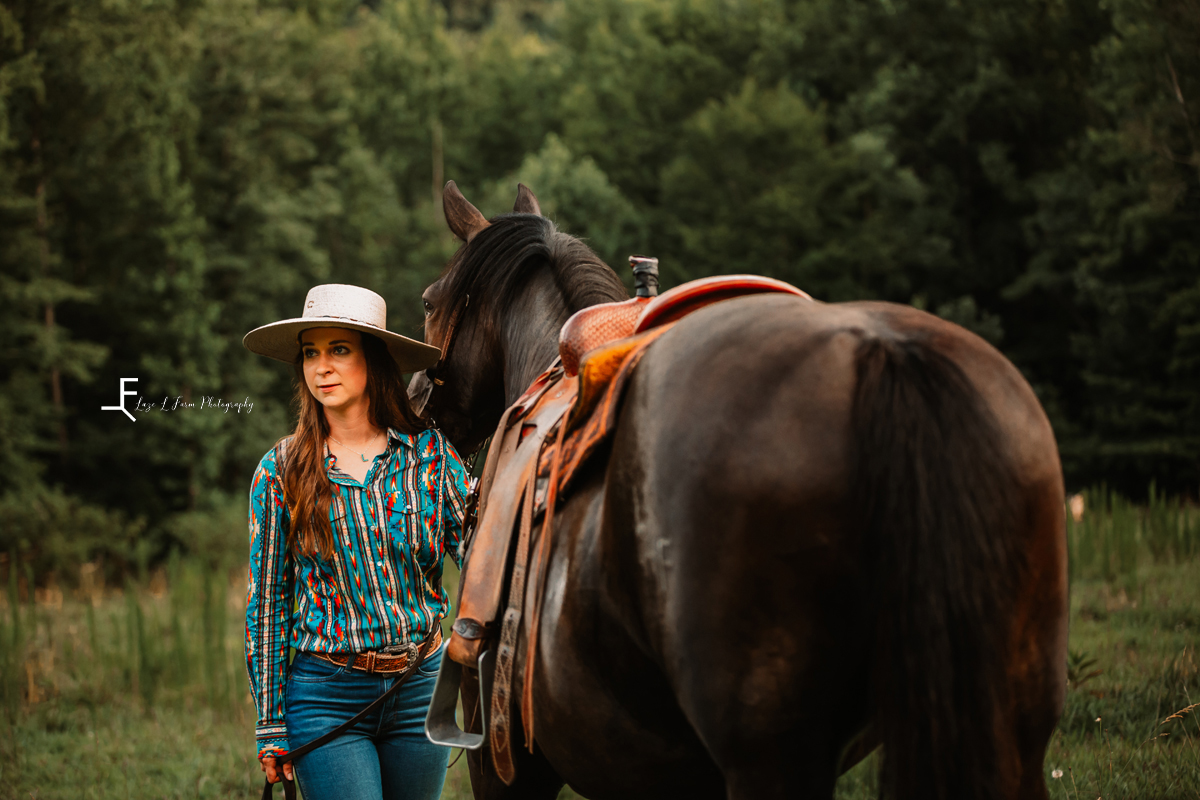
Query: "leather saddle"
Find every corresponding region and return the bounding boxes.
[424,262,811,782]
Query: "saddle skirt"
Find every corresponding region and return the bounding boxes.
[446,273,813,782]
[558,296,651,376]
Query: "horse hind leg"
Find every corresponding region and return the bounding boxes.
[719,736,841,800]
[1009,487,1070,800]
[705,621,873,799]
[714,688,873,800]
[993,633,1063,800]
[1003,641,1066,800]
[686,615,873,800]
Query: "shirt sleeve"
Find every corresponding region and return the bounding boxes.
[438,433,469,568]
[245,447,294,758]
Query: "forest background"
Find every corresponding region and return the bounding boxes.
[0,0,1198,581]
[2,1,1200,797]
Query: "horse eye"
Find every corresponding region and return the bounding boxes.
[423,300,434,315]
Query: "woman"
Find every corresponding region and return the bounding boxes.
[243,283,467,800]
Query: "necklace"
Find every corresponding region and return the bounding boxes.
[328,430,382,462]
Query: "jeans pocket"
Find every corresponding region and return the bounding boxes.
[289,653,349,683]
[416,644,444,677]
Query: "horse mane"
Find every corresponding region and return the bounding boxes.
[434,214,628,330]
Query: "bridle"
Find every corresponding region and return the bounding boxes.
[425,294,468,387]
[422,293,490,472]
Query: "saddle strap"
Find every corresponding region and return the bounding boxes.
[473,402,520,525]
[260,627,439,800]
[472,359,563,532]
[488,462,538,785]
[521,414,570,748]
[449,372,578,668]
[447,405,539,667]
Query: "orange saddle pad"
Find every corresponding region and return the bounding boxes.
[558,274,811,376]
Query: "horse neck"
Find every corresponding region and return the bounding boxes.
[499,265,571,406]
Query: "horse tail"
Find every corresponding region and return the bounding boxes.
[851,334,1025,800]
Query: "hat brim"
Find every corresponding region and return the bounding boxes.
[243,317,441,373]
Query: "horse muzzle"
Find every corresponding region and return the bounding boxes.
[408,370,434,416]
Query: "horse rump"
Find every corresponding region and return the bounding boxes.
[852,334,1027,800]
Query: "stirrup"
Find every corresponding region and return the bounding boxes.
[424,648,494,750]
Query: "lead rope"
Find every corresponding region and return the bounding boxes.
[463,436,489,475]
[261,628,439,800]
[443,426,487,773]
[445,691,479,771]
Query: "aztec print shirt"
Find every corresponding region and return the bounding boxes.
[245,426,468,758]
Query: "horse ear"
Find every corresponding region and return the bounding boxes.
[443,180,489,242]
[513,183,541,216]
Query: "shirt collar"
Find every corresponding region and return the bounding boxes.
[322,427,414,465]
[386,427,416,450]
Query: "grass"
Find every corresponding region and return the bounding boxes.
[2,494,1198,799]
[1043,562,1200,800]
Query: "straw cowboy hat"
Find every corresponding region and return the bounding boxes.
[243,284,441,372]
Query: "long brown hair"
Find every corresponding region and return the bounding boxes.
[280,331,428,560]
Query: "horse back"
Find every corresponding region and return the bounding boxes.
[592,294,1066,798]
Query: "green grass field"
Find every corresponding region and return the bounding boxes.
[2,493,1197,799]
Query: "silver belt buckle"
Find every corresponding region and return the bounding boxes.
[380,641,419,662]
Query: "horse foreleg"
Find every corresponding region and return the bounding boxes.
[460,667,565,800]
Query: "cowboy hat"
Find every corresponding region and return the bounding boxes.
[242,284,441,372]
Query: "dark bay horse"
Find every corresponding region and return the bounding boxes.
[409,182,1068,800]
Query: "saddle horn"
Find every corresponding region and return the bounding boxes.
[630,255,660,298]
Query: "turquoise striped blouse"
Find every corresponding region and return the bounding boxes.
[245,426,468,757]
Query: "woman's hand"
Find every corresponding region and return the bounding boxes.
[259,750,295,784]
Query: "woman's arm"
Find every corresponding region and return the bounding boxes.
[245,448,295,763]
[438,434,470,568]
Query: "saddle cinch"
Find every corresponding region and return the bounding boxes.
[424,257,811,782]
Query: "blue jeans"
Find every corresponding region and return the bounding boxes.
[286,645,449,800]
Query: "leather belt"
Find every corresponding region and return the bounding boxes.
[263,627,440,800]
[314,628,442,674]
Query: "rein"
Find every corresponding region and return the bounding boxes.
[261,628,440,800]
[421,292,491,473]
